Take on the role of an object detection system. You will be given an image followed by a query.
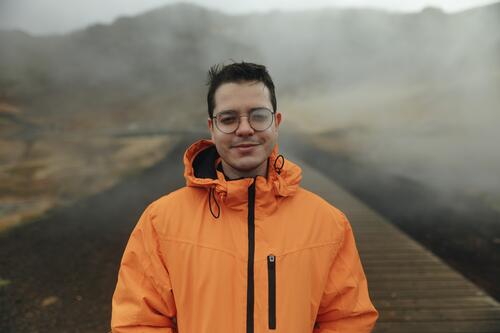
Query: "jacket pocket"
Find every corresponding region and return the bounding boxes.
[267,254,276,330]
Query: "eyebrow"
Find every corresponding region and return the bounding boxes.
[217,107,272,113]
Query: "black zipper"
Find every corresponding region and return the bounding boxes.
[246,181,256,333]
[267,254,277,330]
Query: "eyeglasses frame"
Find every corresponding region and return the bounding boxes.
[211,108,276,134]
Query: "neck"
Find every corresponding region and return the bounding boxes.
[221,160,268,180]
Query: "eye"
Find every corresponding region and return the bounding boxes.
[218,113,238,125]
[251,109,270,122]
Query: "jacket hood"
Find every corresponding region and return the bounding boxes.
[183,139,302,216]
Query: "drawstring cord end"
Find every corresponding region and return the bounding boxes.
[209,187,221,219]
[273,154,285,175]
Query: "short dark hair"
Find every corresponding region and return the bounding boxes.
[206,61,277,118]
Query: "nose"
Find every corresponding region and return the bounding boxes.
[234,116,255,136]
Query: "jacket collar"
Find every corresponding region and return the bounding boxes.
[183,139,302,215]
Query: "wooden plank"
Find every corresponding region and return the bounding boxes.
[373,321,500,333]
[362,253,437,258]
[366,264,460,272]
[355,234,411,239]
[361,251,437,257]
[367,272,465,281]
[356,240,421,246]
[362,258,441,265]
[378,308,500,321]
[362,259,441,267]
[368,280,477,290]
[370,288,486,299]
[363,262,447,270]
[357,240,422,246]
[374,297,500,309]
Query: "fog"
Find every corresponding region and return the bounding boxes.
[1,1,499,216]
[254,4,500,202]
[1,0,498,34]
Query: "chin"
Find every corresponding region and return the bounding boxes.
[233,161,262,171]
[230,157,267,172]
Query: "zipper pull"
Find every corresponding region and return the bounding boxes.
[268,254,275,262]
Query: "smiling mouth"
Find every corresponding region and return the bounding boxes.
[233,143,259,148]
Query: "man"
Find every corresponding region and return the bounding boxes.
[111,62,378,332]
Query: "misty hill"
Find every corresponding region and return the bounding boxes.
[0,4,259,131]
[1,2,499,132]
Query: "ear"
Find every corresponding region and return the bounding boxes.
[208,118,215,141]
[275,112,282,128]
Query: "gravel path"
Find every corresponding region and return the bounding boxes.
[0,137,191,333]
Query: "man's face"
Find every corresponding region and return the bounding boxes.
[208,81,282,179]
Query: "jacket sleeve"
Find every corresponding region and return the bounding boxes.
[314,212,378,333]
[111,204,177,332]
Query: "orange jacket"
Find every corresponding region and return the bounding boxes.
[111,139,378,332]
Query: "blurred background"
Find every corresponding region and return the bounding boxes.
[1,0,499,332]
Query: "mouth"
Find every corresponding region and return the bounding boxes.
[232,143,260,148]
[232,143,260,153]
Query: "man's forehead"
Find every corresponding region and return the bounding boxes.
[214,81,272,109]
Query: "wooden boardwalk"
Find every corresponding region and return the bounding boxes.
[294,157,500,333]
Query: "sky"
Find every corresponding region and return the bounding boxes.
[0,0,498,35]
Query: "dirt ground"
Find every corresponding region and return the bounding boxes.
[0,134,176,232]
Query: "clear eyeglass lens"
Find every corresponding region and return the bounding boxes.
[215,109,273,133]
[250,109,272,130]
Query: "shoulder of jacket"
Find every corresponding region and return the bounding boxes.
[294,187,349,228]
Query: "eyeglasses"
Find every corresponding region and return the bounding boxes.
[212,108,275,134]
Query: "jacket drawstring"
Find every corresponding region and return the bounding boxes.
[273,154,285,175]
[209,187,221,219]
[208,154,285,220]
